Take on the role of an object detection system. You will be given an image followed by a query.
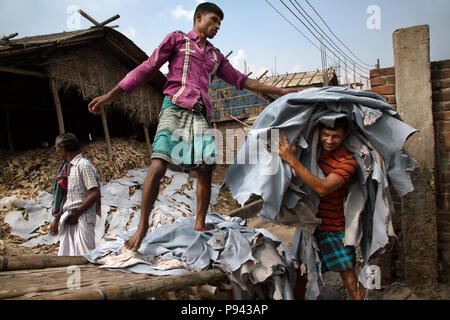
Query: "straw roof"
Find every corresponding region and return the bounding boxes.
[0,27,166,126]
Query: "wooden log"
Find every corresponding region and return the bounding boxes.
[184,284,219,300]
[161,290,178,300]
[216,280,233,291]
[0,255,89,272]
[50,79,65,134]
[77,9,101,27]
[100,108,113,160]
[0,283,74,299]
[100,15,120,27]
[0,66,48,79]
[256,70,269,81]
[1,33,19,41]
[143,125,152,158]
[229,199,264,220]
[323,68,329,87]
[46,269,226,300]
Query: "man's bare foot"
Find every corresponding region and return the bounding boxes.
[355,284,365,300]
[194,224,208,232]
[124,229,147,252]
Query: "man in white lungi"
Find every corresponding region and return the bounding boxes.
[50,133,101,256]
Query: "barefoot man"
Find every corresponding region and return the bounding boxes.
[88,2,296,252]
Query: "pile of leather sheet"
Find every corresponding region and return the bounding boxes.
[85,211,296,300]
[222,86,418,300]
[3,164,296,299]
[0,168,218,249]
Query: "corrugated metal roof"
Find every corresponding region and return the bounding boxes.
[258,68,336,88]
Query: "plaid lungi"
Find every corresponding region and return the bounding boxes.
[151,96,216,171]
[315,229,356,273]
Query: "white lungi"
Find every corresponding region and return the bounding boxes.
[58,153,100,256]
[58,210,96,256]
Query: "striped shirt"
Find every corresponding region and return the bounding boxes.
[317,145,358,231]
[63,154,101,223]
[118,30,248,118]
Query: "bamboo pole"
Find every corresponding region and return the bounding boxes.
[185,284,219,299]
[100,57,113,160]
[45,269,226,300]
[256,70,269,82]
[0,66,48,79]
[100,15,120,27]
[141,89,153,158]
[0,33,19,45]
[323,68,329,87]
[143,125,152,158]
[228,115,250,128]
[229,199,264,220]
[157,284,219,300]
[50,79,65,134]
[77,9,101,27]
[101,108,113,160]
[0,255,89,272]
[1,33,19,41]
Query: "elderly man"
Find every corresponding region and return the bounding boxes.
[276,118,365,300]
[88,2,297,252]
[50,133,101,256]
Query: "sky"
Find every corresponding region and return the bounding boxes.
[1,0,450,86]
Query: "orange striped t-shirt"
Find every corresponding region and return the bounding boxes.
[317,145,358,231]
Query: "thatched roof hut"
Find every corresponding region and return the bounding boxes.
[0,27,166,151]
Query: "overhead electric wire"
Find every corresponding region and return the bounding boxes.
[264,0,349,80]
[267,0,370,81]
[265,0,369,82]
[291,0,372,72]
[280,0,370,77]
[264,0,325,56]
[304,0,374,68]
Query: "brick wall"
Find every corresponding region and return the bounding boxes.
[431,59,450,283]
[370,61,450,284]
[369,67,396,108]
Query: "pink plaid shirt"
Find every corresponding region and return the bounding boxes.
[118,30,248,118]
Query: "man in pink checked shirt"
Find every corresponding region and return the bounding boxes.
[88,2,298,252]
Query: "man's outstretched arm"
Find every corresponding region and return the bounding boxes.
[88,85,124,115]
[244,78,299,97]
[88,32,177,115]
[216,55,299,98]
